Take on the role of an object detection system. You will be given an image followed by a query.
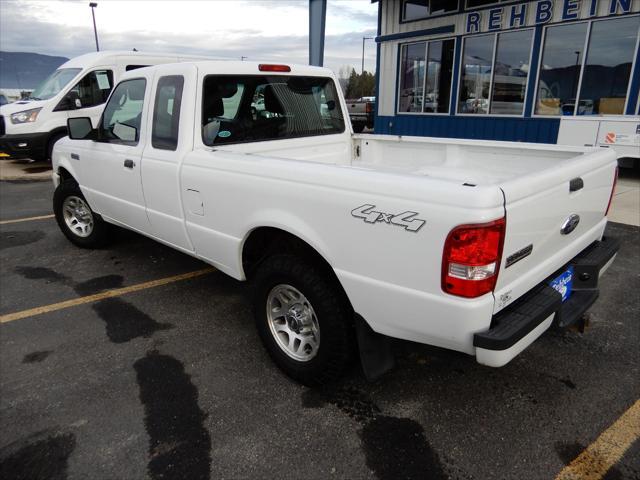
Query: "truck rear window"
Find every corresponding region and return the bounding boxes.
[202,75,344,146]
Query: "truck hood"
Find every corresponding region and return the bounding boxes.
[0,99,48,116]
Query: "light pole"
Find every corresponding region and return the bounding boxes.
[361,36,373,74]
[89,2,99,52]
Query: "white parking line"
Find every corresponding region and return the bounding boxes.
[0,268,216,324]
[0,214,55,225]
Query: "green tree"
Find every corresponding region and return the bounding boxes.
[345,69,376,100]
[345,68,358,99]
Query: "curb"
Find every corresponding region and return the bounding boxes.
[0,159,52,182]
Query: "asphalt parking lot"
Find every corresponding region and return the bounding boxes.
[0,178,638,480]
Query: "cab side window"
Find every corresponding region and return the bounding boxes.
[68,70,113,109]
[100,78,146,145]
[152,76,184,151]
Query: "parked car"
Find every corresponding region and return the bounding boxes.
[346,96,375,133]
[0,94,8,106]
[52,61,619,385]
[0,50,216,162]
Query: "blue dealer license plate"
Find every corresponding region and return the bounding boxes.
[549,266,574,303]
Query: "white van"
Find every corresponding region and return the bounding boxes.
[557,116,640,169]
[0,51,216,161]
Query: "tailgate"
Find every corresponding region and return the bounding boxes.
[493,149,617,314]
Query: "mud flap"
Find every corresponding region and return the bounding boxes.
[354,314,395,381]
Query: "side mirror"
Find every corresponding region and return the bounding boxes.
[67,117,96,140]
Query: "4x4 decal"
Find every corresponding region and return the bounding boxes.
[351,204,426,233]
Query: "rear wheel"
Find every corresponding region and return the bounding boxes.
[252,254,354,386]
[53,179,111,248]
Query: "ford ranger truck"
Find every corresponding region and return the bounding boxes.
[51,61,619,385]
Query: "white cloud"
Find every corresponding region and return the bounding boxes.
[0,0,379,75]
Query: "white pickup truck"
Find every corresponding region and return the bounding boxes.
[52,61,619,385]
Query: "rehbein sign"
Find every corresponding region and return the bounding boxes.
[465,0,633,34]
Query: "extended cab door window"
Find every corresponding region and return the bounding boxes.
[67,69,114,109]
[201,75,344,146]
[100,78,146,144]
[152,75,184,151]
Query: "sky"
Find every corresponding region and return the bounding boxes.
[0,0,379,76]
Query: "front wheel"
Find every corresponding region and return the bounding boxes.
[53,179,111,248]
[252,254,354,386]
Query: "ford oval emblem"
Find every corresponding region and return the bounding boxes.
[561,214,580,235]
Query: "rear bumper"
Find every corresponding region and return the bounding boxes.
[474,236,619,367]
[0,132,49,160]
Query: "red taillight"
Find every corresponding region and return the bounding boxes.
[605,167,618,217]
[442,218,506,298]
[365,102,373,113]
[258,64,291,72]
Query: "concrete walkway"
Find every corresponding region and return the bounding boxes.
[609,170,640,226]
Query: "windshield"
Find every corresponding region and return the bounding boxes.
[30,68,82,100]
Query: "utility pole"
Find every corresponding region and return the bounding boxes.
[361,37,373,74]
[309,0,327,66]
[89,3,100,52]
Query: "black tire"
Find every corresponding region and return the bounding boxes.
[53,179,111,248]
[352,123,365,133]
[252,254,354,386]
[46,131,67,163]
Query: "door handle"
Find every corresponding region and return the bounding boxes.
[569,177,584,192]
[124,159,135,169]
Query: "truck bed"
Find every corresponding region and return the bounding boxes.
[352,134,597,187]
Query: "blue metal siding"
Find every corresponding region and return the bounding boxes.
[374,115,561,144]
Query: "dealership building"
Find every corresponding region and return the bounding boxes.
[371,0,640,146]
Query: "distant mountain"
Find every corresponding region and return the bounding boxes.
[0,51,69,89]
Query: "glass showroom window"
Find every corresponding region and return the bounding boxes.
[458,30,532,115]
[578,16,639,115]
[402,0,458,22]
[458,35,493,114]
[425,39,455,113]
[536,22,590,115]
[490,30,533,114]
[536,17,639,116]
[398,39,455,113]
[398,43,426,112]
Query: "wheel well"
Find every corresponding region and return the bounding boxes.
[57,167,76,184]
[242,226,354,318]
[243,227,333,280]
